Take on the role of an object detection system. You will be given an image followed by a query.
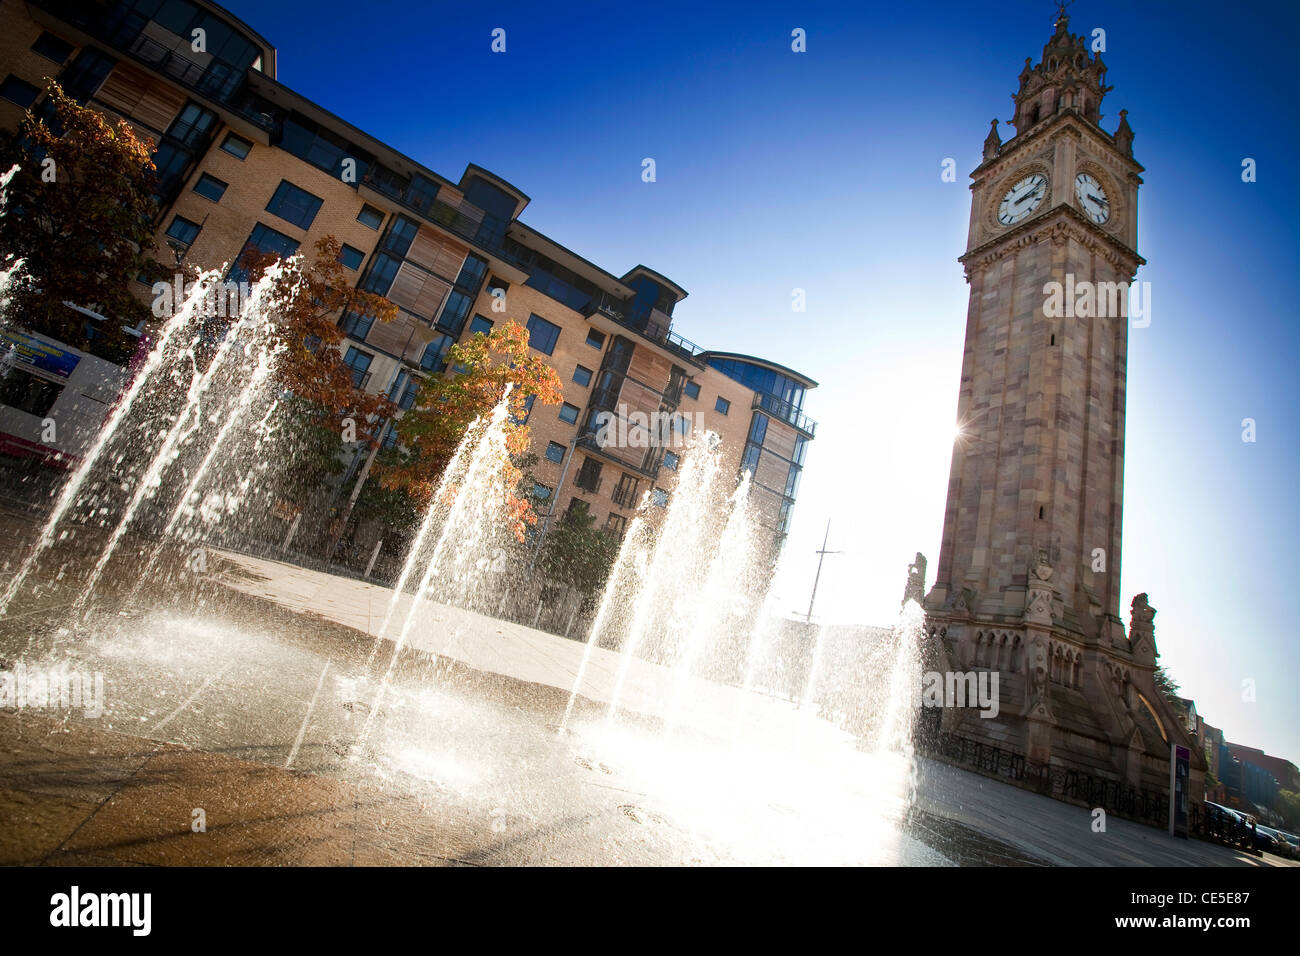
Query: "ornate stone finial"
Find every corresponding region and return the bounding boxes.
[1129,592,1157,664]
[1054,0,1072,32]
[1009,2,1108,133]
[903,552,927,606]
[982,119,1002,162]
[1113,108,1135,157]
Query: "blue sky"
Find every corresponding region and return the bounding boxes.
[224,0,1300,763]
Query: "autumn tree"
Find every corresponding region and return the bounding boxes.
[232,236,398,525]
[238,235,397,433]
[377,320,563,541]
[0,82,167,358]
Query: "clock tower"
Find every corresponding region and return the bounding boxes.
[923,7,1204,797]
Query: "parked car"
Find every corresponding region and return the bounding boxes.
[1278,831,1300,859]
[1204,801,1253,848]
[1256,824,1298,859]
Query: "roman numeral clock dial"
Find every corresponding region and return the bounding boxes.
[1074,172,1110,224]
[997,173,1047,226]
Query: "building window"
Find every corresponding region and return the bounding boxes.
[165,215,201,248]
[0,76,40,109]
[381,422,399,449]
[343,347,373,389]
[749,412,769,445]
[220,132,252,159]
[487,276,509,297]
[785,463,802,498]
[572,364,593,387]
[192,173,227,202]
[360,253,401,296]
[574,457,602,493]
[469,315,494,337]
[532,482,552,502]
[793,434,808,465]
[397,379,419,410]
[278,113,370,183]
[229,223,299,283]
[266,180,324,230]
[612,473,639,509]
[167,103,218,149]
[558,402,579,425]
[606,513,627,536]
[715,396,730,415]
[513,394,536,426]
[526,314,561,356]
[651,488,669,508]
[742,443,760,476]
[31,32,75,65]
[420,333,455,373]
[684,381,700,400]
[585,329,606,350]
[357,204,384,230]
[545,441,566,464]
[0,368,62,417]
[339,310,375,339]
[381,215,418,256]
[662,450,679,470]
[338,244,365,271]
[454,254,488,293]
[565,498,591,523]
[437,290,472,337]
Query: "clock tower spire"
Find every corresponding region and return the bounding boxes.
[922,8,1204,802]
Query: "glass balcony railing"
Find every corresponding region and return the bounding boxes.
[582,292,706,365]
[752,392,817,437]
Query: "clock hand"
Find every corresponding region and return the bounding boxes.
[1014,188,1042,205]
[1087,193,1108,206]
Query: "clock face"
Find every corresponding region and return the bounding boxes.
[1074,172,1110,224]
[997,173,1048,226]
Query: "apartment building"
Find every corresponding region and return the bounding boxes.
[0,0,818,547]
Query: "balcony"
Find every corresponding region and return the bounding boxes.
[583,292,706,367]
[31,0,273,131]
[753,392,817,437]
[359,168,528,271]
[611,481,640,509]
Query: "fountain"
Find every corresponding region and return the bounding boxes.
[0,160,934,861]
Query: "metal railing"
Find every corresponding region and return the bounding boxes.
[32,1,274,131]
[921,730,1170,828]
[752,392,817,437]
[360,169,528,270]
[582,293,707,365]
[611,482,639,509]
